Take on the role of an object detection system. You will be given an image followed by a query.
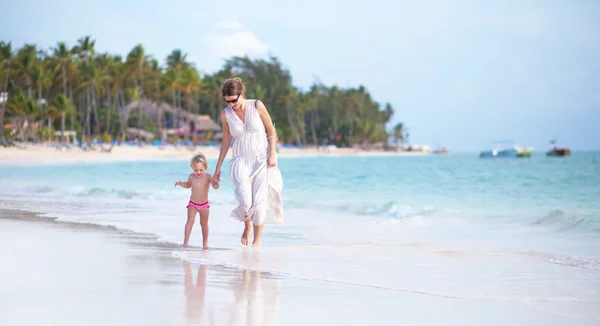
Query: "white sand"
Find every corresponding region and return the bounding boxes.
[0,143,430,165]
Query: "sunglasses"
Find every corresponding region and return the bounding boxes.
[224,94,241,104]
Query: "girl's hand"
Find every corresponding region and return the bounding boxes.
[267,152,277,168]
[174,181,181,187]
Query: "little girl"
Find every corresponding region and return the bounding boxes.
[175,152,220,249]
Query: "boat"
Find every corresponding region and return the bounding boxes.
[433,147,448,155]
[479,140,533,158]
[546,139,570,157]
[433,143,448,155]
[480,146,533,158]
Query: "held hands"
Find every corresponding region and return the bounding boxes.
[213,167,221,183]
[210,175,220,189]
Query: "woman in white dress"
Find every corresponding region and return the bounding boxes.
[213,77,284,247]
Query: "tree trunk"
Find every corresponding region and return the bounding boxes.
[119,91,127,141]
[311,107,319,146]
[61,112,66,143]
[105,82,111,135]
[155,77,162,141]
[69,83,74,136]
[137,65,144,133]
[91,86,101,136]
[300,111,307,145]
[38,83,44,143]
[171,88,176,130]
[284,98,301,145]
[62,65,67,96]
[85,88,91,142]
[27,77,32,99]
[110,91,120,137]
[348,109,356,146]
[0,71,8,146]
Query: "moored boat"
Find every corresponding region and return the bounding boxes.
[480,145,533,158]
[546,140,571,156]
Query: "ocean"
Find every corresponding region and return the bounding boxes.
[1,151,599,319]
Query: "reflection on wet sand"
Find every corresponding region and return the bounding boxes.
[228,268,281,326]
[184,261,213,325]
[181,249,281,326]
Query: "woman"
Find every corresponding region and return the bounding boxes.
[213,77,284,247]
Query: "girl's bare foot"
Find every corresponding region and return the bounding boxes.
[182,243,189,248]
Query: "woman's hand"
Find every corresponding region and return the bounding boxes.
[267,152,277,168]
[213,167,221,182]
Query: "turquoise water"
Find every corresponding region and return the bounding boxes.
[1,151,599,303]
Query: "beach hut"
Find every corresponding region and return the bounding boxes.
[119,100,221,142]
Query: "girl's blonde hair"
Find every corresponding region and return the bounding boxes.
[190,152,208,169]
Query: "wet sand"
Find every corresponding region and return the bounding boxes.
[0,209,597,326]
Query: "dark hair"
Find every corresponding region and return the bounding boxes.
[221,77,245,96]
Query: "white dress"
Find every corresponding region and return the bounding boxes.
[225,100,284,225]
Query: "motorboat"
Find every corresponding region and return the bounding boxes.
[546,140,570,156]
[480,145,533,158]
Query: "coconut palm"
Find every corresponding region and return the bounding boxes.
[1,37,399,147]
[0,41,13,146]
[48,94,76,143]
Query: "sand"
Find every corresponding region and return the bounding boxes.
[0,143,429,165]
[1,209,596,326]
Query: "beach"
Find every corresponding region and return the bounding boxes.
[0,143,429,165]
[1,209,597,326]
[1,149,599,325]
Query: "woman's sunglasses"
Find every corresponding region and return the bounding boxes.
[224,94,241,104]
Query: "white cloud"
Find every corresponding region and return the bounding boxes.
[208,30,269,58]
[215,20,243,30]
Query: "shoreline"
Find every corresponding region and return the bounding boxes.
[1,208,594,326]
[0,143,431,165]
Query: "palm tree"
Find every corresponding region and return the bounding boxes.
[79,60,111,138]
[8,91,39,142]
[72,36,95,62]
[48,94,76,143]
[181,67,202,142]
[1,38,400,148]
[14,44,39,99]
[393,122,405,146]
[51,42,73,97]
[0,41,13,146]
[126,44,150,131]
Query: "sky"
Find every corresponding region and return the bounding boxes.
[1,0,599,151]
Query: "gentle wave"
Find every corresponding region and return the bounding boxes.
[521,250,600,271]
[531,209,600,233]
[285,199,441,220]
[18,182,440,221]
[13,181,600,234]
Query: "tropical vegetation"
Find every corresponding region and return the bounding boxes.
[0,36,407,148]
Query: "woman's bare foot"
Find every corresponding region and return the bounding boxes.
[251,224,264,248]
[241,225,251,246]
